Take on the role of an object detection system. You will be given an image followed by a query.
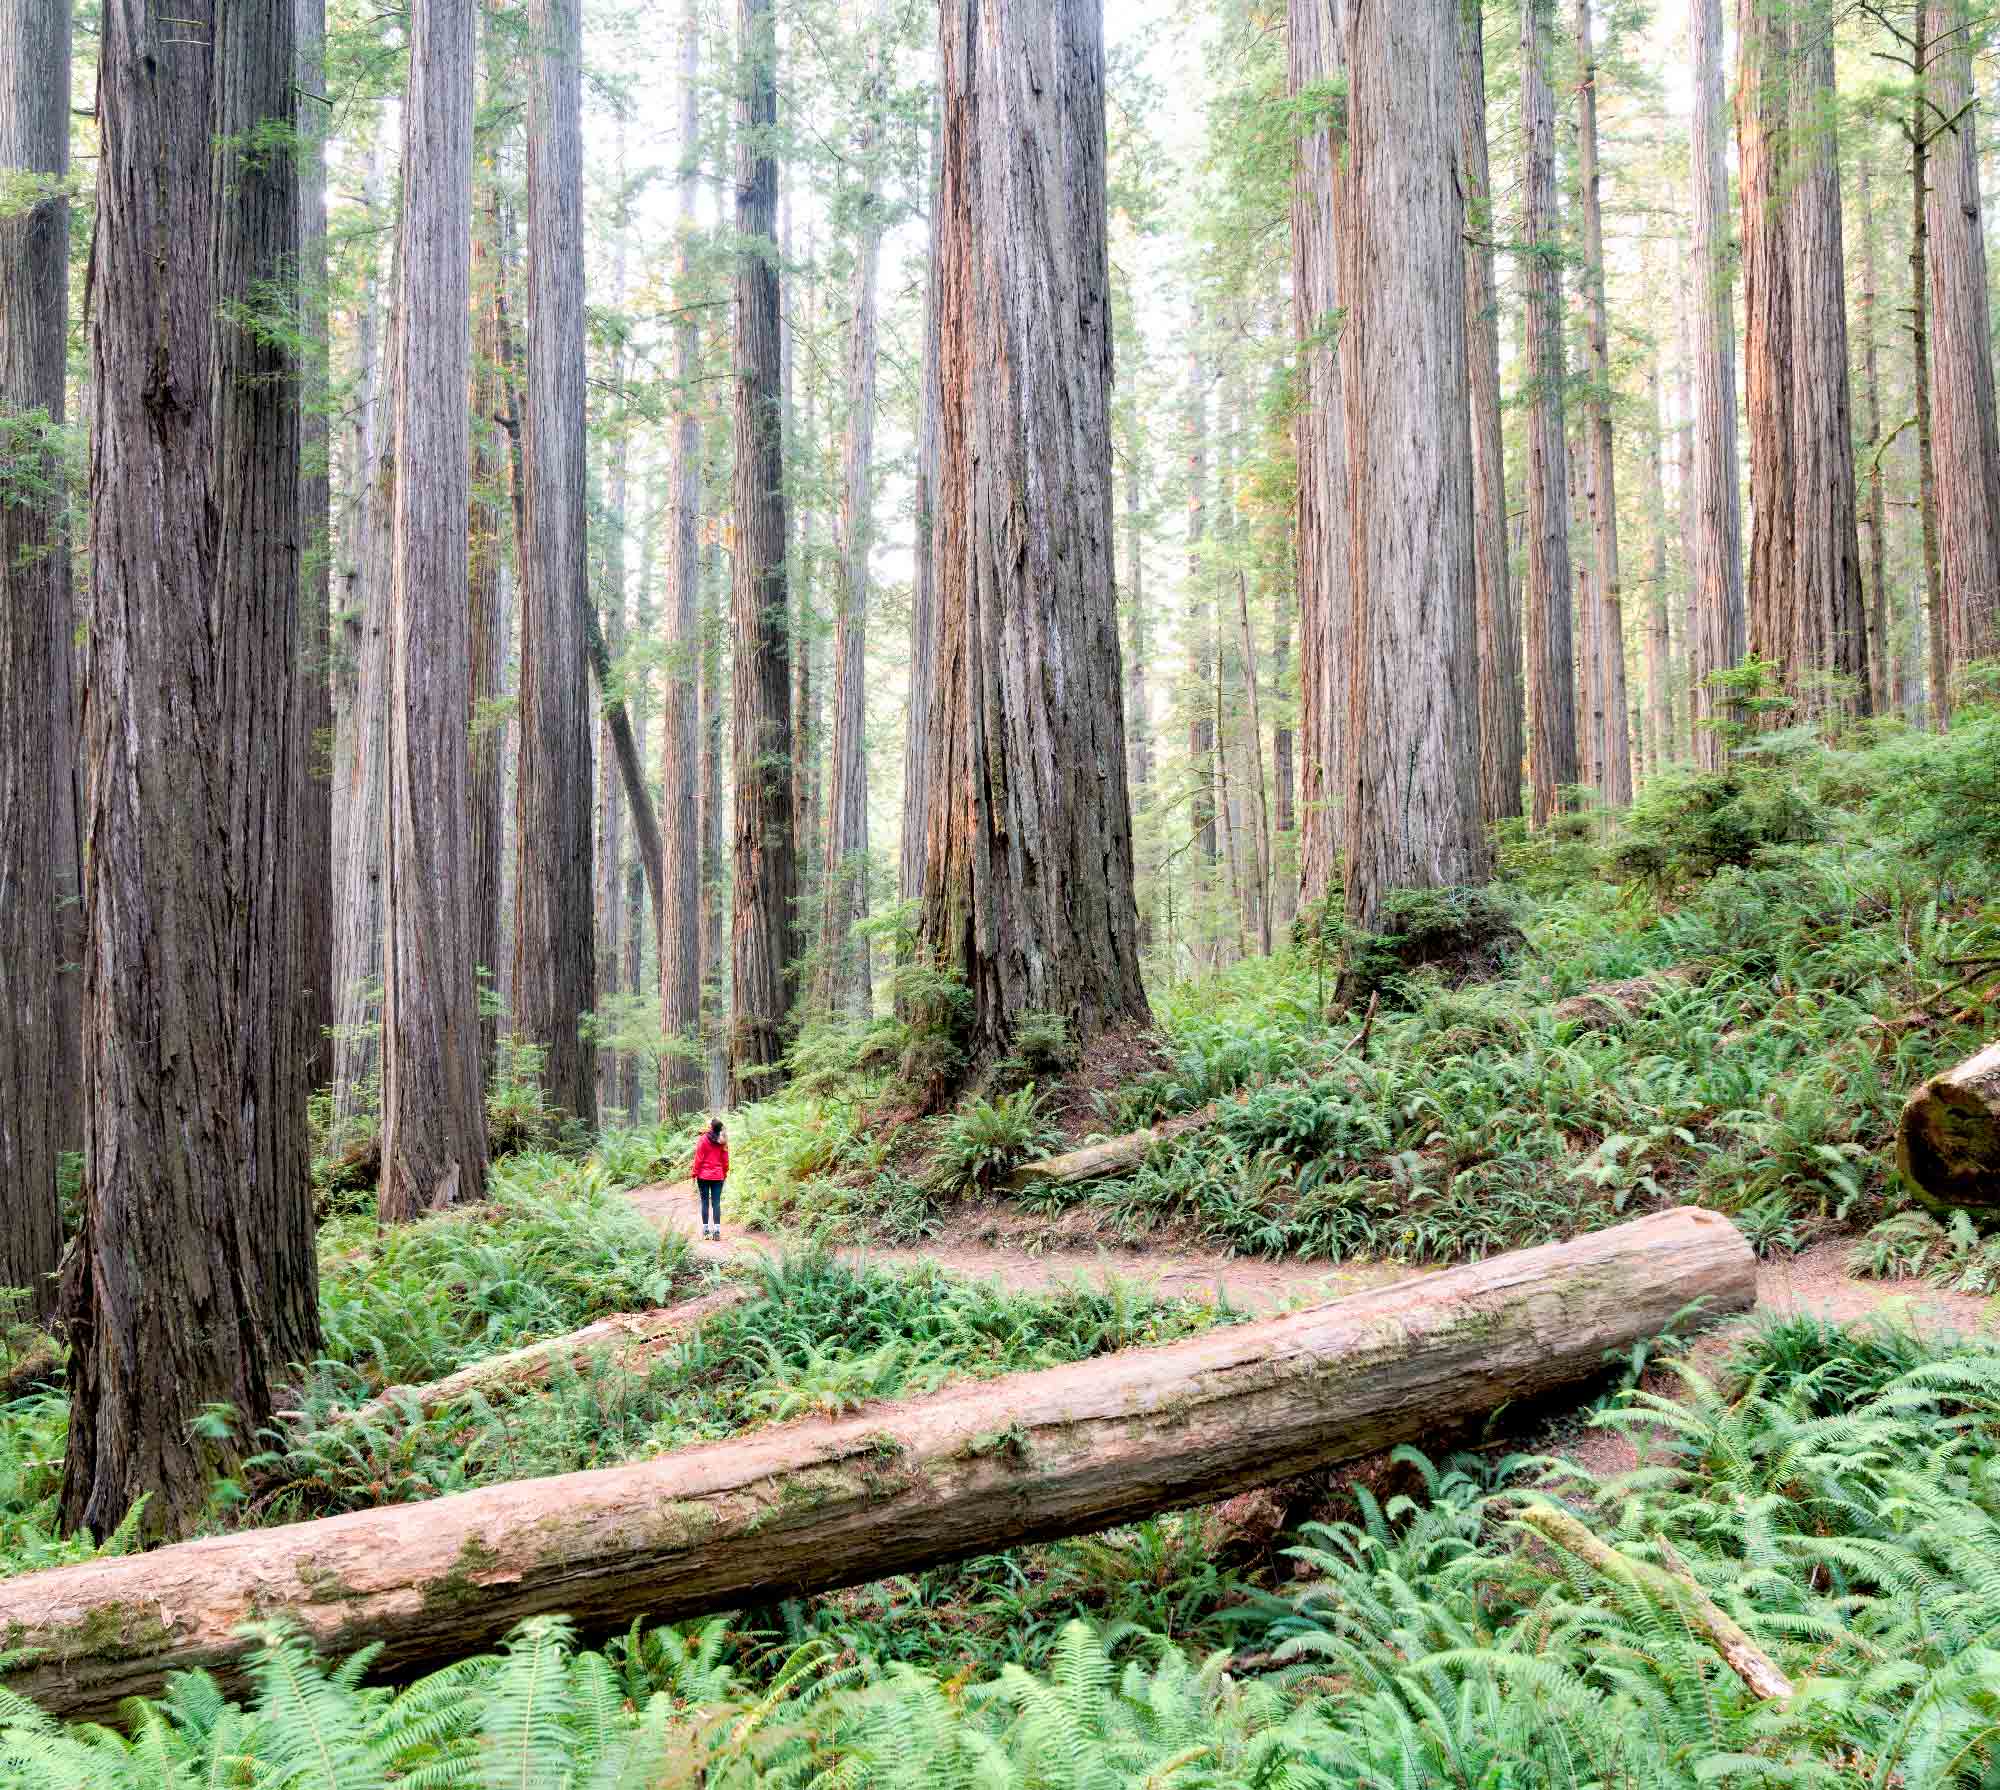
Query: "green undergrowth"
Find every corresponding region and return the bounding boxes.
[13,1315,2000,1785]
[703,711,2000,1270]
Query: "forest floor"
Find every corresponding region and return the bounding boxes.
[628,1174,1996,1330]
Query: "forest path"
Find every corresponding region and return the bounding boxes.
[626,1178,1996,1333]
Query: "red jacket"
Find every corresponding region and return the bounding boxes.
[692,1135,729,1181]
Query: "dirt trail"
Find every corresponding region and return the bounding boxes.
[628,1180,1996,1332]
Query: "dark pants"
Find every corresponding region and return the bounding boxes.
[697,1179,723,1227]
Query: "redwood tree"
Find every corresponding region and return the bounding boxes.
[380,0,487,1222]
[1338,0,1485,926]
[516,0,597,1122]
[916,0,1149,1081]
[729,0,799,1096]
[0,0,74,1316]
[1923,0,2000,676]
[1520,0,1580,826]
[64,0,320,1540]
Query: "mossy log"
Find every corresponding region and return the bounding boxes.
[1897,1039,2000,1211]
[1550,963,1707,1031]
[1010,1130,1166,1189]
[306,1287,751,1431]
[0,1208,1753,1720]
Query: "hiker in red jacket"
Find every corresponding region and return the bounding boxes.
[692,1119,729,1241]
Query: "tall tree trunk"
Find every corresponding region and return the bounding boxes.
[1271,579,1298,928]
[516,0,597,1124]
[470,182,511,1079]
[1460,0,1520,825]
[659,0,705,1116]
[0,0,73,1315]
[1860,150,1893,715]
[1122,388,1156,950]
[1784,0,1871,716]
[899,111,944,932]
[380,0,487,1224]
[1676,252,1699,763]
[1688,0,1744,767]
[729,0,799,1099]
[1338,0,1484,928]
[1521,0,1580,826]
[594,203,631,1118]
[332,134,394,1136]
[916,0,1149,1087]
[817,34,885,1020]
[1923,0,2000,678]
[1912,60,1948,725]
[1185,340,1216,888]
[1574,0,1632,806]
[297,0,334,1092]
[1573,423,1604,796]
[1643,345,1673,776]
[1234,574,1275,955]
[1291,0,1345,909]
[1738,0,1796,703]
[1212,385,1247,964]
[64,0,320,1539]
[700,542,727,1104]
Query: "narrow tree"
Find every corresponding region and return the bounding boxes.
[0,0,73,1315]
[1643,343,1673,772]
[1521,0,1580,825]
[1574,0,1632,805]
[659,0,705,1115]
[1460,0,1521,823]
[516,0,597,1122]
[1688,0,1744,767]
[899,111,943,936]
[64,0,320,1539]
[816,29,887,1019]
[1911,29,1947,722]
[1185,338,1216,889]
[729,0,799,1095]
[379,0,487,1223]
[1859,149,1893,713]
[1923,0,2000,676]
[915,0,1148,1082]
[1291,0,1344,908]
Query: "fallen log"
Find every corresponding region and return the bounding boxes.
[1010,1129,1166,1190]
[1897,1039,2000,1212]
[1550,963,1707,1032]
[309,1287,750,1430]
[0,1207,1753,1720]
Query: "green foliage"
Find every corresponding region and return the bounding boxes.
[1605,753,1826,899]
[929,1087,1062,1197]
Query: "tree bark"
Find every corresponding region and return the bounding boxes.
[817,33,885,1021]
[1574,0,1632,807]
[380,0,488,1225]
[1784,0,1871,718]
[470,185,512,1080]
[1186,340,1217,886]
[5,1208,1755,1718]
[1291,0,1345,912]
[0,0,74,1317]
[1898,1039,2000,1211]
[1688,0,1744,769]
[332,133,395,1137]
[1912,59,1948,726]
[1521,0,1580,827]
[516,0,597,1125]
[1643,345,1673,775]
[1338,0,1485,928]
[1234,574,1274,955]
[1859,150,1893,717]
[1459,0,1521,826]
[659,0,705,1116]
[593,202,632,1118]
[915,0,1149,1085]
[729,0,799,1100]
[1923,0,2000,679]
[700,543,726,1103]
[63,0,321,1541]
[297,0,334,1093]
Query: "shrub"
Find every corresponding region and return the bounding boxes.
[929,1087,1061,1197]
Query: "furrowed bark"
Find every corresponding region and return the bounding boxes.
[2,1209,1754,1718]
[659,0,705,1116]
[729,0,799,1100]
[380,0,487,1224]
[0,0,74,1317]
[1521,0,1579,827]
[517,0,598,1125]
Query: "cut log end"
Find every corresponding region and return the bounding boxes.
[1898,1039,2000,1212]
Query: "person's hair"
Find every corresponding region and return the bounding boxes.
[707,1118,724,1141]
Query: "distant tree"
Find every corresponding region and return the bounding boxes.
[64,0,320,1540]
